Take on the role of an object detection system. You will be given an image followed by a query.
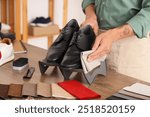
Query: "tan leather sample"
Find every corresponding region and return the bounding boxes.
[52,83,76,99]
[8,84,22,97]
[37,82,52,97]
[0,84,9,98]
[22,83,37,97]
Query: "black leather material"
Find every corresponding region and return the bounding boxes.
[61,25,96,69]
[46,19,79,64]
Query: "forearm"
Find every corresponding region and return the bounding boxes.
[111,24,135,42]
[83,4,99,35]
[85,5,97,20]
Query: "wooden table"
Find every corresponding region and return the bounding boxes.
[0,44,147,100]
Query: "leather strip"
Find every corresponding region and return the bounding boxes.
[0,84,9,98]
[8,84,23,97]
[37,83,52,97]
[22,83,37,97]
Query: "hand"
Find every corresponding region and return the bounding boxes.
[88,29,117,62]
[82,18,99,36]
[87,24,135,62]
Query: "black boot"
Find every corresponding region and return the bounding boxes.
[61,25,96,69]
[46,19,79,65]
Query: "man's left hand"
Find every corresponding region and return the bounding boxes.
[87,24,134,62]
[88,29,117,62]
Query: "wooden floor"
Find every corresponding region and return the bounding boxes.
[0,42,148,100]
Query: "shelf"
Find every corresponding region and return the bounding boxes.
[22,0,58,47]
[0,0,21,40]
[28,24,60,36]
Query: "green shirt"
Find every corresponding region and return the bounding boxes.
[82,0,150,38]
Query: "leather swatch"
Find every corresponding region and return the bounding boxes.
[22,83,37,97]
[113,93,140,100]
[52,83,76,99]
[8,84,23,97]
[58,80,101,100]
[37,83,52,97]
[106,96,126,100]
[123,83,150,97]
[119,90,150,100]
[0,84,9,98]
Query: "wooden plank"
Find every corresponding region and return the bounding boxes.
[48,36,53,48]
[8,0,15,32]
[1,0,7,23]
[22,0,28,42]
[63,0,68,27]
[15,0,21,40]
[49,0,54,20]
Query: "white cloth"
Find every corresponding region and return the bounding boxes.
[107,32,150,83]
[81,50,107,73]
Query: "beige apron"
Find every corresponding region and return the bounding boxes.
[99,30,150,83]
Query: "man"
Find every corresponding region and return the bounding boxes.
[82,0,150,82]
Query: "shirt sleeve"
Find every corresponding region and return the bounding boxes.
[127,0,150,38]
[82,0,95,12]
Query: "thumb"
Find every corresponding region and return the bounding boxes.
[92,37,102,50]
[93,26,99,36]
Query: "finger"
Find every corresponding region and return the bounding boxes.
[89,43,109,61]
[81,22,86,28]
[81,21,88,28]
[93,25,99,36]
[92,37,102,50]
[88,50,108,62]
[94,27,98,36]
[88,45,104,61]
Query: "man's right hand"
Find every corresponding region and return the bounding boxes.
[81,5,99,36]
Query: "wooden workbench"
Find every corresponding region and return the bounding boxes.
[0,43,148,100]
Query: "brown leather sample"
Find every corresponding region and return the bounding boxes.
[0,84,9,98]
[22,83,37,97]
[8,84,23,97]
[37,83,52,97]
